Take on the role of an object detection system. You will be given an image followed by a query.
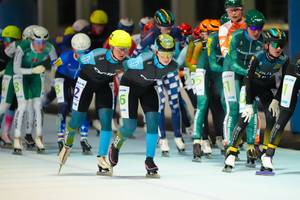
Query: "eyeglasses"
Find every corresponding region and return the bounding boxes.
[249,26,263,31]
[226,7,242,13]
[270,41,285,49]
[114,47,129,53]
[157,51,174,58]
[33,39,46,46]
[3,37,14,43]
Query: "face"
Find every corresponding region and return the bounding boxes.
[156,51,173,65]
[159,26,172,34]
[112,47,129,61]
[32,39,46,53]
[268,41,284,58]
[74,49,88,59]
[2,37,13,48]
[226,7,243,23]
[91,24,105,35]
[201,32,209,41]
[247,26,263,40]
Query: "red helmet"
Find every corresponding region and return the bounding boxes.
[198,19,211,32]
[177,23,192,36]
[192,27,201,39]
[143,20,154,33]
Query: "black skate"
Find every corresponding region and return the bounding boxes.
[246,149,257,168]
[24,134,35,150]
[192,143,201,162]
[256,166,275,176]
[80,138,92,155]
[13,137,23,155]
[57,140,65,155]
[145,157,160,178]
[96,156,113,176]
[13,148,23,155]
[108,144,119,167]
[222,165,233,173]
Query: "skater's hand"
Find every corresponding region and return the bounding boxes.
[0,69,4,75]
[241,104,253,123]
[32,65,46,74]
[268,99,279,118]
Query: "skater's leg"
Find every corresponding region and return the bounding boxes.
[97,108,113,156]
[65,111,87,147]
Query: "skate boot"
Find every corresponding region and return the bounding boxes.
[256,153,274,176]
[174,137,185,153]
[13,137,23,155]
[202,139,212,158]
[159,138,170,157]
[222,148,237,173]
[80,138,92,155]
[96,156,113,176]
[192,139,202,162]
[58,145,71,173]
[0,134,12,148]
[24,134,35,150]
[35,136,45,153]
[145,157,160,178]
[215,136,225,155]
[246,148,257,168]
[57,139,65,154]
[108,144,119,167]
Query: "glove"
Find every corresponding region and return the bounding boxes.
[241,104,253,123]
[32,65,46,74]
[0,69,5,76]
[268,99,279,118]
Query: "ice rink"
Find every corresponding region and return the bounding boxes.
[1,114,300,200]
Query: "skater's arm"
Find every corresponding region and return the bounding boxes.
[245,55,258,104]
[13,46,32,75]
[274,59,289,101]
[208,35,223,73]
[228,37,248,76]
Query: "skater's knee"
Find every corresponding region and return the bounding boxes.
[120,118,137,137]
[145,112,159,134]
[69,111,86,129]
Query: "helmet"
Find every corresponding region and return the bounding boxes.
[198,19,211,32]
[263,28,287,43]
[32,26,49,41]
[139,16,153,30]
[192,27,201,39]
[90,10,108,25]
[22,25,39,40]
[208,19,221,32]
[143,21,154,33]
[2,25,21,40]
[72,19,90,32]
[154,9,175,27]
[178,23,192,36]
[109,30,132,48]
[225,0,243,8]
[245,9,265,27]
[71,33,91,51]
[220,13,230,25]
[117,18,134,34]
[64,26,75,36]
[155,34,175,52]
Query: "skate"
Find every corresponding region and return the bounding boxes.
[215,136,225,155]
[145,157,160,178]
[96,156,113,176]
[13,137,23,155]
[159,138,170,157]
[108,144,119,167]
[80,138,92,155]
[58,145,71,174]
[246,148,257,168]
[24,134,35,150]
[202,139,212,158]
[192,140,201,162]
[35,136,45,153]
[222,154,236,173]
[57,139,65,154]
[256,153,275,176]
[0,134,12,148]
[174,137,185,153]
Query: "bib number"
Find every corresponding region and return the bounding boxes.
[119,85,130,119]
[72,77,87,111]
[191,69,205,95]
[222,71,237,102]
[280,75,297,108]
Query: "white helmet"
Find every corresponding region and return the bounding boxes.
[71,33,91,51]
[32,26,49,41]
[72,19,90,32]
[22,25,39,40]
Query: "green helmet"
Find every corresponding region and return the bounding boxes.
[264,28,286,43]
[155,34,175,52]
[225,0,243,8]
[245,9,265,27]
[220,13,230,25]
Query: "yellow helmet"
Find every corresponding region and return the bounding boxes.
[2,25,21,40]
[64,26,75,36]
[90,10,108,25]
[108,30,132,48]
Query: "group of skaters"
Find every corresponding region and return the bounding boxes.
[0,0,299,178]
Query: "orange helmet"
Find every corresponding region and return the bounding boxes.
[198,19,211,32]
[192,27,201,39]
[208,19,221,32]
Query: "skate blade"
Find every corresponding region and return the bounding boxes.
[192,157,201,162]
[58,164,63,174]
[161,152,169,157]
[222,167,232,173]
[204,153,212,159]
[12,151,23,155]
[82,151,93,155]
[146,173,160,179]
[96,171,113,176]
[245,163,256,168]
[256,170,275,176]
[37,149,46,154]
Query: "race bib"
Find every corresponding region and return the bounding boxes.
[222,71,237,102]
[13,75,25,101]
[55,78,65,103]
[72,77,87,111]
[239,86,246,113]
[183,67,192,90]
[280,75,297,108]
[191,69,205,96]
[119,85,130,119]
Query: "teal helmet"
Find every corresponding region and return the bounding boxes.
[154,9,175,27]
[225,0,243,8]
[220,13,230,25]
[245,9,265,27]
